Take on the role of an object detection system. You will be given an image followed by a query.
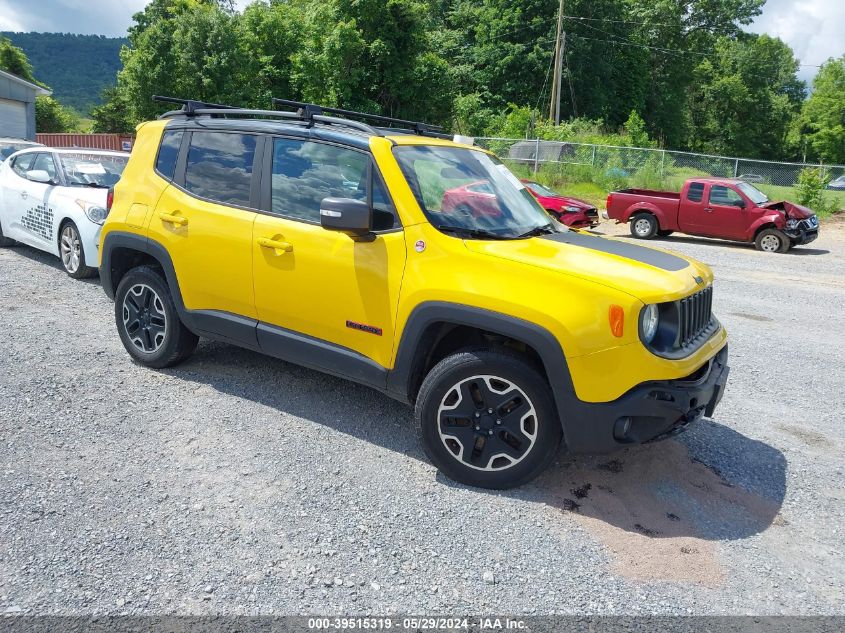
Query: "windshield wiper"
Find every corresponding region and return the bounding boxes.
[434,225,510,240]
[515,223,557,239]
[67,181,109,188]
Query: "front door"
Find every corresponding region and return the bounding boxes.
[148,130,259,321]
[252,136,406,371]
[6,152,61,252]
[695,184,748,240]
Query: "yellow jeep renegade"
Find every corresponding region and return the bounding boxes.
[99,97,728,489]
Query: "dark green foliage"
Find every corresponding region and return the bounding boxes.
[1,32,126,114]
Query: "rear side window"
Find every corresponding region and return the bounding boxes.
[155,130,183,181]
[184,132,257,207]
[687,182,704,202]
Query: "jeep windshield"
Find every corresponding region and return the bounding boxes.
[393,145,559,239]
[59,152,128,188]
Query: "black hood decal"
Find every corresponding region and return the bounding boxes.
[541,231,689,271]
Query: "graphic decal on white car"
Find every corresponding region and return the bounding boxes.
[21,203,55,240]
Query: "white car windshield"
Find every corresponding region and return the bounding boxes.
[393,145,556,239]
[736,182,769,205]
[60,153,128,188]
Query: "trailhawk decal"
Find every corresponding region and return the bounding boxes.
[346,320,383,336]
[541,231,689,271]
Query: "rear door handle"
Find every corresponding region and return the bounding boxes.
[159,212,188,227]
[20,191,27,200]
[257,237,293,253]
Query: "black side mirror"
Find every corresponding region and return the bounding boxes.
[736,199,746,209]
[320,197,373,239]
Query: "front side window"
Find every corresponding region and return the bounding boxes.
[709,185,744,207]
[184,132,257,207]
[60,152,128,188]
[393,145,554,238]
[31,153,58,181]
[155,130,183,181]
[270,138,368,223]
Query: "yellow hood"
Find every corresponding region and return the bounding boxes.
[464,231,713,304]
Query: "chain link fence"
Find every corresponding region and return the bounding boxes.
[474,137,845,192]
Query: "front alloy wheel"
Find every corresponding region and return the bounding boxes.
[59,222,96,278]
[438,375,538,471]
[415,349,562,489]
[122,283,168,354]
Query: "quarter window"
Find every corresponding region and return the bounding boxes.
[184,132,257,207]
[270,138,395,227]
[687,182,704,203]
[155,130,183,181]
[11,153,35,177]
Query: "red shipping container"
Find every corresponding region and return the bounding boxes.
[36,133,133,152]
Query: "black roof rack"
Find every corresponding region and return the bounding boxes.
[152,95,450,139]
[272,98,448,138]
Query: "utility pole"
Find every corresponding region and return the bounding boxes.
[549,0,565,124]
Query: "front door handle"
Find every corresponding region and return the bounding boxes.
[257,237,293,253]
[159,212,188,227]
[704,207,713,213]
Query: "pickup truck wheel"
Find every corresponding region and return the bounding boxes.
[414,349,562,489]
[630,213,658,239]
[755,228,790,253]
[114,265,199,368]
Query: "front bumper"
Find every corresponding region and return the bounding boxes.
[559,345,729,453]
[785,226,819,245]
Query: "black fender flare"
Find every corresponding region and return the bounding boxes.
[385,302,578,444]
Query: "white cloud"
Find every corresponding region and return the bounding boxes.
[749,0,845,84]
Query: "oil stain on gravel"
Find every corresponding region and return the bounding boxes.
[544,439,782,587]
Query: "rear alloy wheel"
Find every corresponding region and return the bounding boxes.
[630,213,658,239]
[59,222,96,279]
[415,349,562,489]
[115,265,198,368]
[755,228,790,253]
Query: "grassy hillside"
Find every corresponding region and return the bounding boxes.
[1,32,126,114]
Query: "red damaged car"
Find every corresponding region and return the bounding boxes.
[440,179,599,228]
[606,178,819,253]
[522,180,600,228]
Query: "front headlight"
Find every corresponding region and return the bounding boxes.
[76,199,108,225]
[563,205,581,213]
[640,304,659,344]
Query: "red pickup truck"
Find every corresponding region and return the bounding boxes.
[606,178,820,253]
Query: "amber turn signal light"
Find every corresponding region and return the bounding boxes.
[609,304,624,337]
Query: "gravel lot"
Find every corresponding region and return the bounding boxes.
[1,219,843,616]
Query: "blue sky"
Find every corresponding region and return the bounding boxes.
[0,0,841,83]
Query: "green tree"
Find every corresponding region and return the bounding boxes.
[791,56,845,164]
[35,96,80,132]
[0,36,37,82]
[685,34,805,158]
[91,86,134,133]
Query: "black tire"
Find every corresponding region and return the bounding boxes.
[414,349,562,489]
[657,229,674,237]
[59,221,97,279]
[114,265,198,368]
[754,228,790,253]
[0,222,16,247]
[630,212,658,239]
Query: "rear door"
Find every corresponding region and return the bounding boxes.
[147,129,259,328]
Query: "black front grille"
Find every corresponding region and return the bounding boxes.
[585,207,598,218]
[678,286,713,348]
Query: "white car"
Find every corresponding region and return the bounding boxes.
[0,147,129,278]
[0,137,42,162]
